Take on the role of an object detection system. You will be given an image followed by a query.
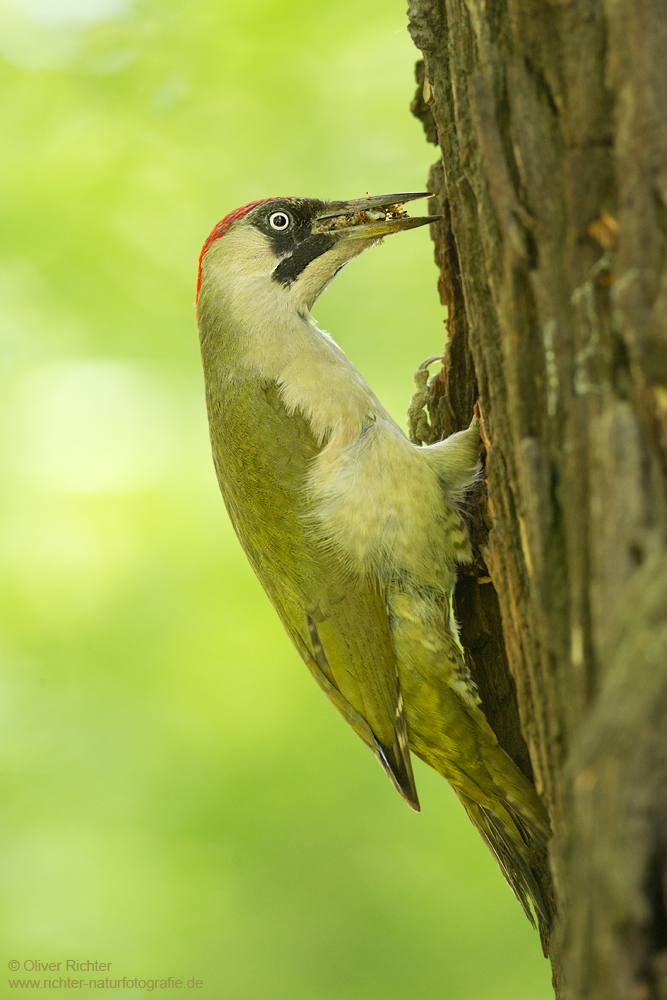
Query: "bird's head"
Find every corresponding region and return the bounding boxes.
[196,192,437,322]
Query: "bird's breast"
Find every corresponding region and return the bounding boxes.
[307,418,463,590]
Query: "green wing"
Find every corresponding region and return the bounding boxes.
[206,376,419,809]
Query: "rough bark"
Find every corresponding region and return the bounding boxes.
[406,2,667,997]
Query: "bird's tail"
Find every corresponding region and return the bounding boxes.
[388,582,552,926]
[410,713,553,928]
[454,788,550,927]
[411,704,553,928]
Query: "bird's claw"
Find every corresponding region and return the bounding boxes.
[417,354,444,372]
[473,400,489,450]
[407,355,444,445]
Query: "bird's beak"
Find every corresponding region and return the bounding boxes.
[313,192,440,241]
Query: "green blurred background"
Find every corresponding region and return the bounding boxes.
[0,1,552,997]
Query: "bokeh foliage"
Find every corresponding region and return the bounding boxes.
[0,0,552,996]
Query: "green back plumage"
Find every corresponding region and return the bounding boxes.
[205,372,418,808]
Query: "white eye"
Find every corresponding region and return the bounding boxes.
[269,212,291,231]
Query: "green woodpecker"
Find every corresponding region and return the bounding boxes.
[196,192,550,924]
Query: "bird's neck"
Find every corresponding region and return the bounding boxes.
[199,278,389,446]
[275,312,386,446]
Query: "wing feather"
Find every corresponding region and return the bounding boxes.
[208,376,418,807]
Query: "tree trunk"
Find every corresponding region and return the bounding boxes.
[406,2,667,997]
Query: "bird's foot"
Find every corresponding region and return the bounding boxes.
[406,355,444,445]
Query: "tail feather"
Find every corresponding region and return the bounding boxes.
[455,790,550,927]
[388,582,552,927]
[404,693,553,927]
[478,738,551,844]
